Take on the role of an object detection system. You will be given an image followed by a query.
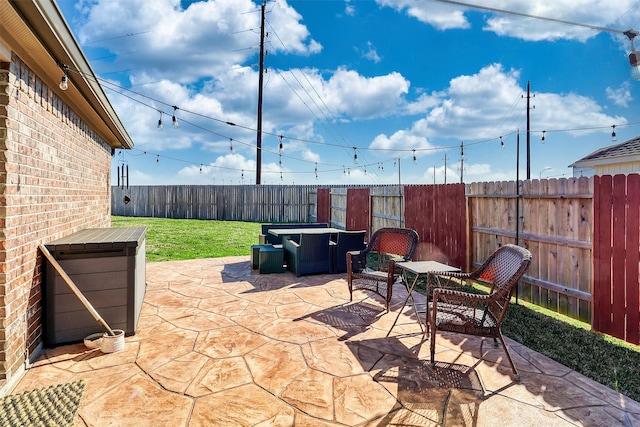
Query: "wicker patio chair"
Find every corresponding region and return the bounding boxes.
[283,233,333,277]
[427,244,532,380]
[346,227,419,311]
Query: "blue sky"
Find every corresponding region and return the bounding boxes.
[56,0,640,185]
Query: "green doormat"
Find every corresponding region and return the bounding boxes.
[0,379,86,427]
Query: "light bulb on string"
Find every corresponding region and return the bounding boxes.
[172,106,179,128]
[500,136,504,149]
[611,125,617,142]
[278,135,284,154]
[314,162,318,179]
[541,130,546,143]
[230,138,234,152]
[353,147,358,164]
[412,149,417,165]
[59,65,69,91]
[157,111,163,130]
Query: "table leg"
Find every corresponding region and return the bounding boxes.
[386,271,424,337]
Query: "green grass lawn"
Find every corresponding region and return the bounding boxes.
[112,215,640,402]
[111,216,260,262]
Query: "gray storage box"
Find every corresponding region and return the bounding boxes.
[44,227,147,345]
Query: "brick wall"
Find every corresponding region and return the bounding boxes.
[0,54,112,392]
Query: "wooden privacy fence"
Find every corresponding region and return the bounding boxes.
[111,176,640,344]
[404,184,466,269]
[112,185,318,222]
[320,185,466,266]
[593,174,640,345]
[468,177,593,323]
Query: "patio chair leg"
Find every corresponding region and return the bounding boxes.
[429,326,436,367]
[496,333,520,381]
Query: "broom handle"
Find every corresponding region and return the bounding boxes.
[39,244,116,336]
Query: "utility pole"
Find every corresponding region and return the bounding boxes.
[524,81,534,180]
[460,141,464,184]
[443,153,447,184]
[256,1,266,185]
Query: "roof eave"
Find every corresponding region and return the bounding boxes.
[4,0,133,149]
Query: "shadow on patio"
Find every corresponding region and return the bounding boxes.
[12,256,640,426]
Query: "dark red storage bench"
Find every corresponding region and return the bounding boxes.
[43,227,147,345]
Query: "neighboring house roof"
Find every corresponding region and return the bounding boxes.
[569,136,640,169]
[0,0,133,149]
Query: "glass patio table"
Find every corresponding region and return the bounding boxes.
[267,227,345,238]
[387,260,461,336]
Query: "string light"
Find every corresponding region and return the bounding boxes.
[611,125,617,142]
[353,147,358,164]
[72,67,640,174]
[229,138,234,152]
[412,149,417,165]
[61,67,640,180]
[541,130,546,143]
[199,164,203,174]
[278,135,284,154]
[172,106,179,128]
[314,162,318,179]
[59,65,69,91]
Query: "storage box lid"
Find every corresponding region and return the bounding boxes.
[45,227,147,252]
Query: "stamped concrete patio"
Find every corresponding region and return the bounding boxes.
[14,256,640,426]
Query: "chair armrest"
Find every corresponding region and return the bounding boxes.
[283,238,300,251]
[347,250,366,274]
[432,287,492,304]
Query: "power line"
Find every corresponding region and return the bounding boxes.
[433,0,631,35]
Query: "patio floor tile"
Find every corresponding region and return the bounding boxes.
[9,256,640,426]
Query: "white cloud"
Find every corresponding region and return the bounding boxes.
[369,63,627,157]
[324,68,410,119]
[375,0,640,42]
[345,5,355,16]
[376,0,469,30]
[361,41,382,63]
[606,82,633,107]
[78,0,321,83]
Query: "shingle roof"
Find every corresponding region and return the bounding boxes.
[570,136,640,167]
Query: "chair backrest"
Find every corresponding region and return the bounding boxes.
[365,228,419,271]
[298,233,331,262]
[262,223,329,245]
[471,244,532,324]
[336,230,367,251]
[334,231,366,273]
[471,244,532,295]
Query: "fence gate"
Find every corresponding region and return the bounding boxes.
[404,184,466,268]
[593,174,640,344]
